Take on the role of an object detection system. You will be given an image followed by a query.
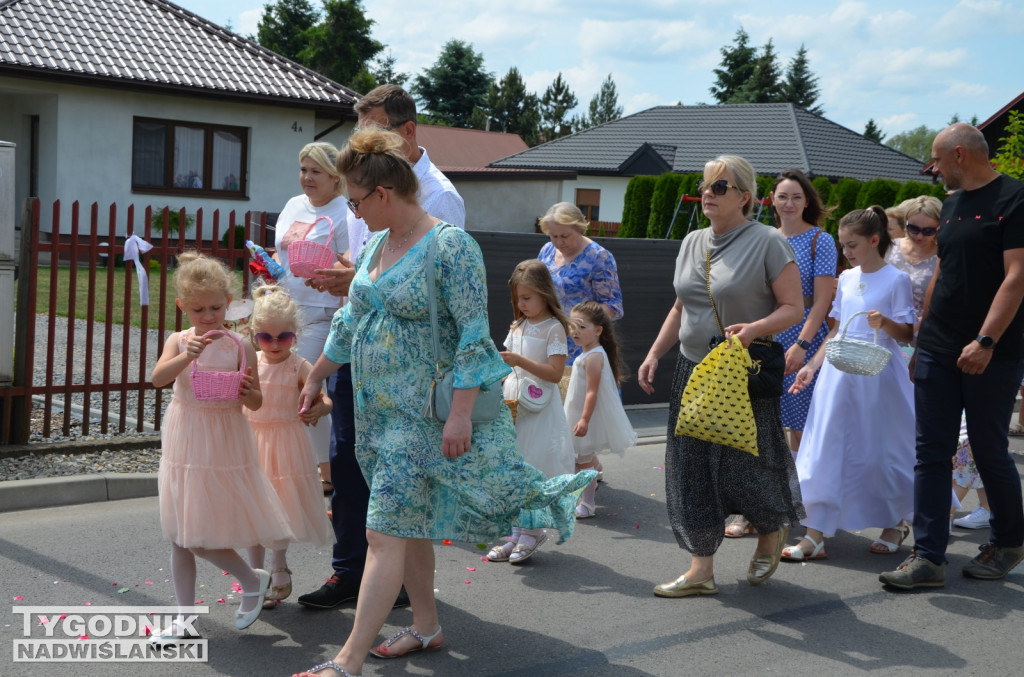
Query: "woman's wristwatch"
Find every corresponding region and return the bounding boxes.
[795,338,812,350]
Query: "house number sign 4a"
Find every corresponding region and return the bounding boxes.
[292,122,303,132]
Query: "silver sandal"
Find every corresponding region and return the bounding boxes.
[370,625,443,658]
[301,660,360,676]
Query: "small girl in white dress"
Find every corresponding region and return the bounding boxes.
[490,260,575,564]
[564,301,637,518]
[783,206,917,561]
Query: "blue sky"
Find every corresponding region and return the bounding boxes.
[174,0,1022,139]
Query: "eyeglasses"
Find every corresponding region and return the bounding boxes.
[697,179,742,196]
[905,223,938,237]
[352,120,410,133]
[346,186,384,214]
[254,332,297,348]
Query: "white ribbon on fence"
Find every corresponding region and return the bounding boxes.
[122,234,155,306]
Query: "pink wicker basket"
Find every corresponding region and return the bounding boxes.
[190,330,246,402]
[287,216,336,279]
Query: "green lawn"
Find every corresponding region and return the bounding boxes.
[27,266,245,329]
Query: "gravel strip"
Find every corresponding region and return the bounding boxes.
[19,314,173,443]
[0,447,161,481]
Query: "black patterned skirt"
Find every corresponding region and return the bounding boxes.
[664,353,805,557]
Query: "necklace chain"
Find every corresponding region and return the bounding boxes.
[385,211,428,254]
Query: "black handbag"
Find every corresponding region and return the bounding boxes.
[705,249,785,400]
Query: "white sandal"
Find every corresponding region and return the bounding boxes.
[486,541,515,562]
[509,531,548,564]
[781,535,827,561]
[370,625,443,658]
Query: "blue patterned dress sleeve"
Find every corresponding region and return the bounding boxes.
[434,227,510,389]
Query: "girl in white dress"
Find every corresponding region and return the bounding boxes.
[783,206,917,561]
[564,301,637,518]
[491,260,576,564]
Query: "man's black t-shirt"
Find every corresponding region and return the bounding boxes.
[917,174,1024,362]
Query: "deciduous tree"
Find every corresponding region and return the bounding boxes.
[886,125,940,163]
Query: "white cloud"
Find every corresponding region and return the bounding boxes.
[238,9,261,37]
[879,112,919,130]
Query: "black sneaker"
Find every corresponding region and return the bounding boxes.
[297,574,411,610]
[297,574,359,609]
[962,542,1024,580]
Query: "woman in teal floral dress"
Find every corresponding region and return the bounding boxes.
[295,129,594,677]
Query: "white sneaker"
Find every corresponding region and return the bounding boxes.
[953,506,991,530]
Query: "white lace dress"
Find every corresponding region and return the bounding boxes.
[502,317,576,478]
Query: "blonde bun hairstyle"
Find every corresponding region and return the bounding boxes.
[250,282,299,341]
[336,128,418,200]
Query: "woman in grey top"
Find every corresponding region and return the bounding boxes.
[638,155,805,597]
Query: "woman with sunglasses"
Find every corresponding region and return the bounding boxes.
[293,129,593,677]
[884,195,942,341]
[272,142,350,494]
[638,155,804,597]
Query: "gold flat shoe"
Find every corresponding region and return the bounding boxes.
[747,525,789,586]
[653,573,718,598]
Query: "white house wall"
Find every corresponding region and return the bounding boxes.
[453,179,563,233]
[560,175,629,224]
[0,76,324,237]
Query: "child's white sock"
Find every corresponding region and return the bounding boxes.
[580,479,597,509]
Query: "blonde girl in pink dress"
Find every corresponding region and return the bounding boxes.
[150,252,294,643]
[245,283,335,608]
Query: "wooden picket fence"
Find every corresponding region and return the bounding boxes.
[0,198,273,445]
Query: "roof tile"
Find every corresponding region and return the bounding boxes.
[492,104,927,182]
[0,0,359,111]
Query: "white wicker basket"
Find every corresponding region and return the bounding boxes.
[825,310,892,376]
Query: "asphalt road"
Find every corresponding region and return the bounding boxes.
[1,441,1023,677]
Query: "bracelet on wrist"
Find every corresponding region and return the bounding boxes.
[795,338,812,350]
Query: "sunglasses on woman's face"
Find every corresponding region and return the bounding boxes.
[697,179,741,196]
[906,223,938,237]
[254,332,297,348]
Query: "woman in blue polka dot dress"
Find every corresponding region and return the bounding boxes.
[725,169,835,539]
[773,170,837,453]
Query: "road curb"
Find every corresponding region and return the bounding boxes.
[0,472,158,513]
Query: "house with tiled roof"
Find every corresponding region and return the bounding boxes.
[415,124,573,232]
[490,103,930,226]
[0,0,361,235]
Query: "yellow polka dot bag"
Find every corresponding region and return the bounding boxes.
[674,338,759,457]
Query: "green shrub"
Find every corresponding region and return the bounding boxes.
[894,180,940,205]
[856,178,901,210]
[150,207,194,234]
[831,178,863,220]
[811,176,833,206]
[221,225,247,270]
[647,173,685,239]
[618,176,657,238]
[666,173,704,239]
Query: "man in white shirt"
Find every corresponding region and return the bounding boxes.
[298,84,465,610]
